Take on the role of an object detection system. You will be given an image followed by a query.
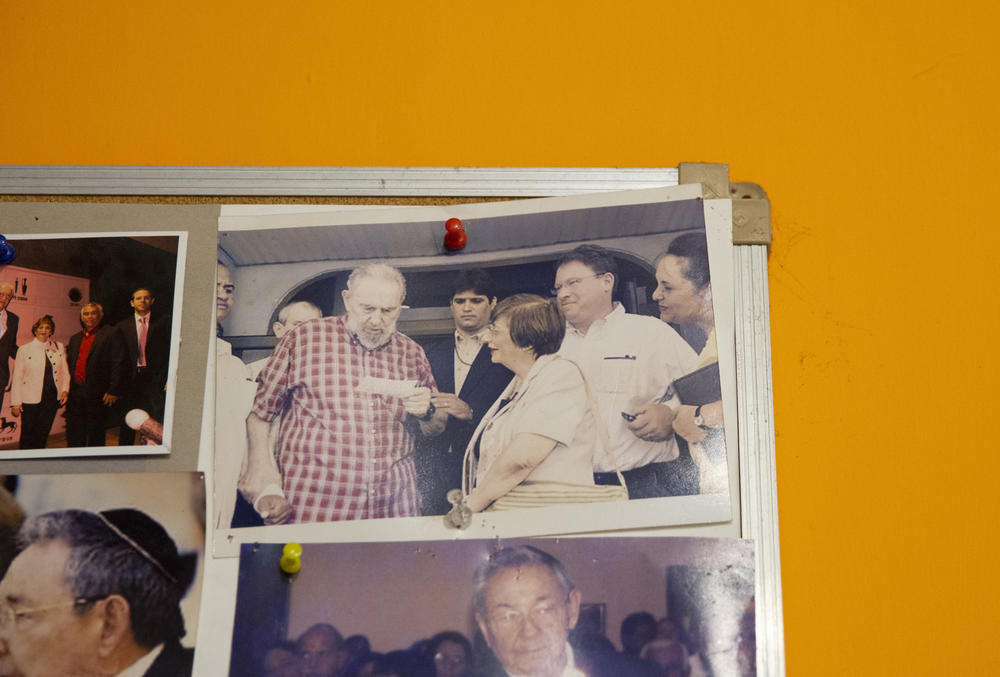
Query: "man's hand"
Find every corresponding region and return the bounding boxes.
[102,393,118,407]
[431,392,473,421]
[255,495,294,525]
[9,406,20,418]
[672,404,707,443]
[242,413,288,523]
[626,403,677,442]
[401,386,433,417]
[57,391,68,406]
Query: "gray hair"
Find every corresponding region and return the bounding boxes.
[346,263,406,304]
[79,302,104,327]
[19,509,192,647]
[0,282,12,295]
[277,300,322,325]
[472,545,575,615]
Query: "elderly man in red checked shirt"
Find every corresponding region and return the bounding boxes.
[240,263,448,524]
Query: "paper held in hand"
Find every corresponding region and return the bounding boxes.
[355,376,418,398]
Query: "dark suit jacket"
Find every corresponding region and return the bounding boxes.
[416,335,513,514]
[143,640,194,677]
[0,310,19,392]
[115,312,171,388]
[67,324,126,402]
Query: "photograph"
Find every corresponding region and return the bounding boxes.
[228,536,756,677]
[0,234,186,459]
[214,186,736,551]
[0,471,205,677]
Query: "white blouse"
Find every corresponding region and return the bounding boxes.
[472,354,596,489]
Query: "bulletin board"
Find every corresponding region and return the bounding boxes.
[0,164,781,676]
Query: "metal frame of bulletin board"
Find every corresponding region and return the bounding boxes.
[0,163,783,676]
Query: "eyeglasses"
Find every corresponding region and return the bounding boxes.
[487,599,568,631]
[550,274,603,296]
[0,596,107,629]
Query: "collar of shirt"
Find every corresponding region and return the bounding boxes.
[343,319,396,352]
[487,353,558,418]
[505,643,581,677]
[217,336,234,356]
[114,642,164,677]
[565,302,624,338]
[454,327,489,344]
[33,338,55,351]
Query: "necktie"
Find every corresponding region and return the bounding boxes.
[138,316,148,367]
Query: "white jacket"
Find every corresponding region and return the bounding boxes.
[11,339,71,406]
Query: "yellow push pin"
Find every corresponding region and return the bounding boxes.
[280,542,302,575]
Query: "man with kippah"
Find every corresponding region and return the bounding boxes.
[0,508,197,677]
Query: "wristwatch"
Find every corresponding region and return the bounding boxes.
[693,405,707,429]
[419,401,437,421]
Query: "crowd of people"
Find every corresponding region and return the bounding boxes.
[254,545,754,677]
[0,281,170,450]
[216,236,727,528]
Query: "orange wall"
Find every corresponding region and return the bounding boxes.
[3,2,999,674]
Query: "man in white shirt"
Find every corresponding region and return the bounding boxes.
[473,545,584,677]
[554,245,699,498]
[0,508,195,677]
[214,262,258,530]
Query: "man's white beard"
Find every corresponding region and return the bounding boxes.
[356,326,393,349]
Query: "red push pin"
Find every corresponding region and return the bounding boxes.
[444,217,467,251]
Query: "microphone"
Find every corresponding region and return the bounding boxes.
[125,409,162,445]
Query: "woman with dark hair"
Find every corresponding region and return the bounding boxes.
[9,314,70,449]
[652,232,726,493]
[426,631,472,677]
[456,294,610,513]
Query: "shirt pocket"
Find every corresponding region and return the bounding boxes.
[600,354,638,394]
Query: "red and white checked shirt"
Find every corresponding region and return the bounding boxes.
[252,316,436,523]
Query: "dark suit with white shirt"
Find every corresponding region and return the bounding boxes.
[415,335,513,515]
[142,640,194,677]
[115,312,170,444]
